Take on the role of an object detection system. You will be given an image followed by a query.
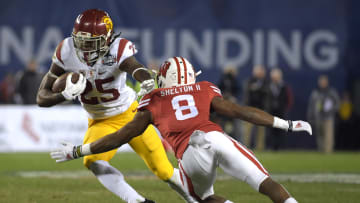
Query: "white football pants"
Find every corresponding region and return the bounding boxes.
[179,130,269,201]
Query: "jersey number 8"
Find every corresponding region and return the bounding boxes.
[171,94,199,120]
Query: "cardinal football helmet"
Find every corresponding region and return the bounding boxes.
[72,9,114,64]
[157,57,197,88]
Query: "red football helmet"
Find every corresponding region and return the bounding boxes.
[72,9,114,64]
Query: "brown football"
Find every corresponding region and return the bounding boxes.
[51,72,80,93]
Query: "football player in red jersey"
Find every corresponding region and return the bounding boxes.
[38,9,195,203]
[51,57,312,203]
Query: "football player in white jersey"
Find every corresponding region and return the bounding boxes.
[37,9,195,203]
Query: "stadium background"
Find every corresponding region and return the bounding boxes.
[0,0,360,150]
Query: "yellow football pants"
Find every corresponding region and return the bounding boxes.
[82,101,174,181]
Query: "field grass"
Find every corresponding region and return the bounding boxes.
[0,151,359,203]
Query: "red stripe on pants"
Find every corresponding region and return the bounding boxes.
[229,138,269,176]
[179,162,202,202]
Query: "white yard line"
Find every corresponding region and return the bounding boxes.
[15,171,360,184]
[271,173,360,184]
[16,171,93,179]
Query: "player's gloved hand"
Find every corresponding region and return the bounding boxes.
[138,79,155,96]
[288,120,312,135]
[50,141,82,163]
[61,73,86,100]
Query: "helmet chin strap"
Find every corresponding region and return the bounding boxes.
[195,70,202,76]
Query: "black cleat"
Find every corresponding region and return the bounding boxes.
[142,199,155,203]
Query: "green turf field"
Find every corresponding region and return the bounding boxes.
[0,151,359,203]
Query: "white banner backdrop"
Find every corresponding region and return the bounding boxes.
[0,105,132,152]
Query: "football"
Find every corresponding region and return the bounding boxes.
[51,72,80,93]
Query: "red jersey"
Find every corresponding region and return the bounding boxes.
[138,81,223,159]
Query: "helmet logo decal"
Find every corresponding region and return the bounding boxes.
[102,16,113,33]
[159,61,171,77]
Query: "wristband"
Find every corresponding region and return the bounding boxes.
[72,144,91,159]
[131,67,148,78]
[272,116,289,131]
[80,143,92,156]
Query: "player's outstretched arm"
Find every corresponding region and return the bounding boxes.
[119,56,155,96]
[211,96,312,135]
[37,63,66,107]
[50,110,152,162]
[211,96,274,126]
[90,110,152,153]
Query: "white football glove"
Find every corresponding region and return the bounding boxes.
[288,120,312,135]
[50,141,81,163]
[61,73,86,100]
[137,79,155,97]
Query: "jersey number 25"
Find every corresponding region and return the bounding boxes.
[81,76,120,104]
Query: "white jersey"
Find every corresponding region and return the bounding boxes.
[52,37,138,120]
